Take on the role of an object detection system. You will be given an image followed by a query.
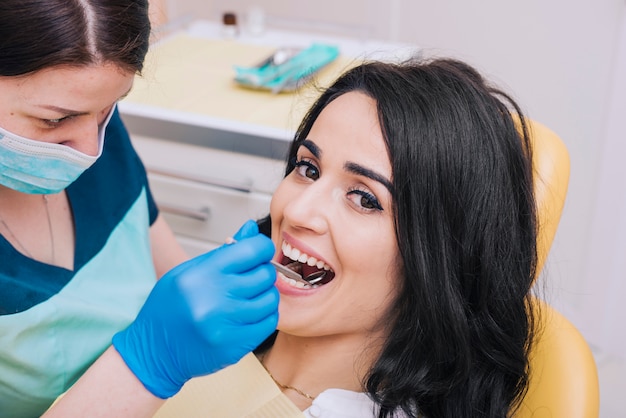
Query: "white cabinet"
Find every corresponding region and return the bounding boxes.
[130,134,286,256]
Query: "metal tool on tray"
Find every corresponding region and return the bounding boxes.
[233,43,340,93]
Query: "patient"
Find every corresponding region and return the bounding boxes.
[45,58,539,418]
[253,58,539,418]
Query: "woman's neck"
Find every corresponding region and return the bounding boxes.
[259,332,382,410]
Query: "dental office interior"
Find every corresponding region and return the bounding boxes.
[128,0,626,416]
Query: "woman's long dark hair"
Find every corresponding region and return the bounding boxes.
[0,0,151,76]
[259,58,538,418]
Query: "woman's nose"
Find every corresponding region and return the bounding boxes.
[282,182,330,234]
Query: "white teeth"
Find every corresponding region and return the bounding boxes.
[281,241,332,272]
[276,272,319,289]
[291,248,301,260]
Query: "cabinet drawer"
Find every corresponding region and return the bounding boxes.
[148,172,272,245]
[175,235,219,257]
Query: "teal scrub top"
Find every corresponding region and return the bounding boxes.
[0,110,159,417]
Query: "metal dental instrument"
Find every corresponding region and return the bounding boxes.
[270,260,320,286]
[226,237,326,286]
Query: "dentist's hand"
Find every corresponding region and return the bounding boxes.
[112,220,278,398]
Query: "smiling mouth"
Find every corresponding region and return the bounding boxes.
[279,241,335,287]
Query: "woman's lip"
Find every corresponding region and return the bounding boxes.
[281,232,329,267]
[275,272,323,295]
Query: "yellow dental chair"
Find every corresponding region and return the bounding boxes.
[517,120,600,418]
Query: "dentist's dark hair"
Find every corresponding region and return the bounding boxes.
[260,58,538,418]
[0,0,151,76]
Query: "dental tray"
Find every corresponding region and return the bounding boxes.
[234,43,340,93]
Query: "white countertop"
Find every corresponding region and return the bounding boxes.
[119,19,418,159]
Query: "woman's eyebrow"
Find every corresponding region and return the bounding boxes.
[301,139,392,192]
[345,161,393,193]
[301,139,321,158]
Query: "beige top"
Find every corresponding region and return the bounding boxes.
[153,353,305,418]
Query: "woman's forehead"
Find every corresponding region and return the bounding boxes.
[309,92,389,166]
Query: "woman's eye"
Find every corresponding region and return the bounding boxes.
[348,189,383,211]
[294,159,319,180]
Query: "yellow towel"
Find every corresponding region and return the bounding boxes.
[154,353,305,418]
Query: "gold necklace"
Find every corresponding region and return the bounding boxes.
[260,356,316,401]
[43,195,56,263]
[0,194,55,263]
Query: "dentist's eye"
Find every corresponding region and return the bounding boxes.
[347,188,382,211]
[292,158,319,180]
[42,115,73,127]
[43,118,63,126]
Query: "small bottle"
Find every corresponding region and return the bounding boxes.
[221,12,239,39]
[245,6,265,36]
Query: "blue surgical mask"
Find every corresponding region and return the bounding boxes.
[0,105,115,194]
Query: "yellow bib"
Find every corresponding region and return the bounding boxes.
[154,353,305,418]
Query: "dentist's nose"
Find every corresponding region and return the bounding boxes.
[61,117,100,156]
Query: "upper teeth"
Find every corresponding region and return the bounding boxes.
[282,242,331,271]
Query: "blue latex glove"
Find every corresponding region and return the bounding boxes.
[112,220,279,398]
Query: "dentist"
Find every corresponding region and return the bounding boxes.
[0,1,278,417]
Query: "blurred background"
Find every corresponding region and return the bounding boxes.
[146,0,626,415]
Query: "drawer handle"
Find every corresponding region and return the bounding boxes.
[159,203,211,221]
[147,167,252,193]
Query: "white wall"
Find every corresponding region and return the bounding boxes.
[158,0,626,355]
[379,0,625,357]
[579,10,626,358]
